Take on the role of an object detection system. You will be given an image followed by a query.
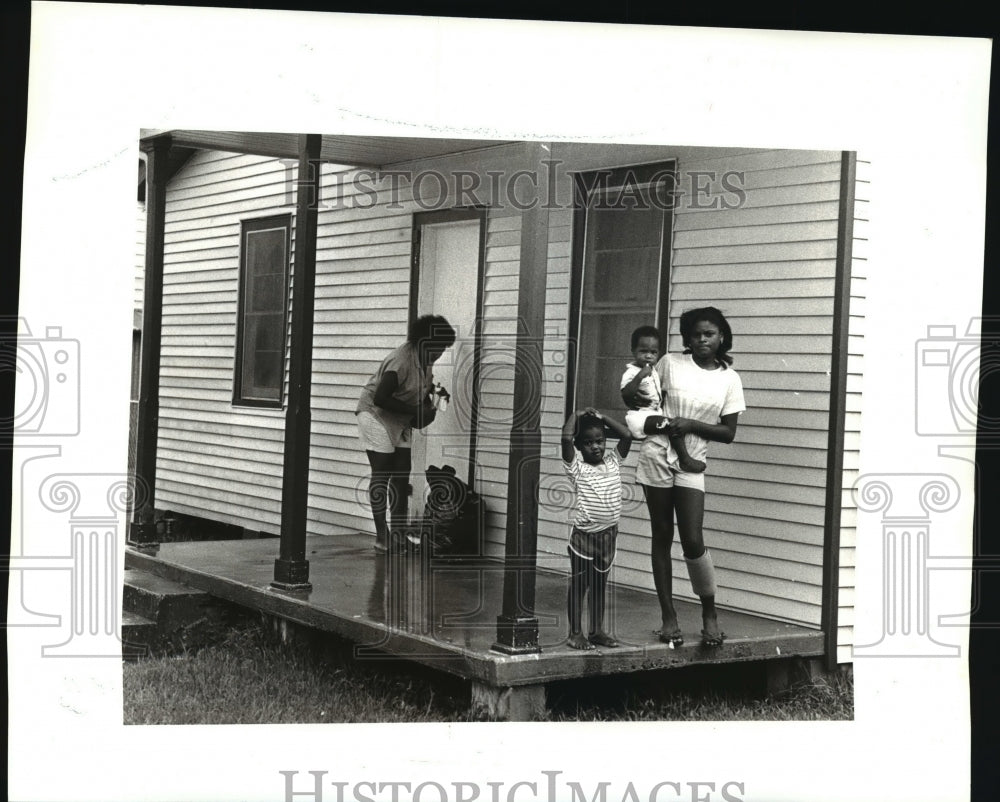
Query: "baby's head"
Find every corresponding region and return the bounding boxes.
[574,414,607,465]
[630,325,662,368]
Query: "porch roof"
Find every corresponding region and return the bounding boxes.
[139,129,516,168]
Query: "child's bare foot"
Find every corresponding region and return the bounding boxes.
[679,456,706,473]
[588,631,619,648]
[567,632,595,650]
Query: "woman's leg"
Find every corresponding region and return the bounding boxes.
[365,450,396,549]
[643,484,680,638]
[388,447,412,540]
[673,487,722,643]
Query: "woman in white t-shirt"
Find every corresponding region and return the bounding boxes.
[635,307,746,648]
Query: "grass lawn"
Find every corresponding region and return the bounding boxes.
[123,621,853,724]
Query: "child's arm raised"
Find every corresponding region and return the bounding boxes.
[590,408,633,459]
[561,410,583,463]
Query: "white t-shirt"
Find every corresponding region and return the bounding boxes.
[620,362,662,412]
[657,353,746,463]
[563,449,623,532]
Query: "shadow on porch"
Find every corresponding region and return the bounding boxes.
[126,533,823,718]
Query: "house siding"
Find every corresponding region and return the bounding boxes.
[157,150,295,532]
[838,154,868,663]
[151,141,862,646]
[536,146,852,628]
[309,144,525,546]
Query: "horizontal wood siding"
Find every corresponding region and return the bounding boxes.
[530,146,850,626]
[310,147,525,544]
[663,149,844,626]
[135,201,146,313]
[157,150,295,531]
[154,143,859,640]
[838,155,869,663]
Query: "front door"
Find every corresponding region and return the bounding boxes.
[409,212,483,516]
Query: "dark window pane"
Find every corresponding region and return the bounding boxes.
[247,229,286,276]
[254,314,283,352]
[589,248,659,304]
[251,275,283,312]
[237,218,289,405]
[590,200,662,250]
[574,166,670,423]
[253,351,281,396]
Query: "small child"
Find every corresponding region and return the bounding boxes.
[620,326,705,473]
[560,407,632,650]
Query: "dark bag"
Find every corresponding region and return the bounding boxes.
[422,464,483,559]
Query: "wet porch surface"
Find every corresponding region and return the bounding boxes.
[125,534,823,688]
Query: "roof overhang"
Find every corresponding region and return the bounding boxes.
[139,129,516,169]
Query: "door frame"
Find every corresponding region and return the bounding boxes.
[410,207,488,488]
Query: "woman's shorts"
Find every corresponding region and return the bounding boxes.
[635,435,705,492]
[356,410,412,453]
[568,524,618,573]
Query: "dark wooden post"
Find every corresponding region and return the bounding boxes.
[272,134,322,591]
[493,143,550,654]
[127,135,170,550]
[820,151,856,669]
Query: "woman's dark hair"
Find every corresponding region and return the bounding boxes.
[573,413,606,447]
[408,314,456,348]
[679,306,734,366]
[630,325,662,351]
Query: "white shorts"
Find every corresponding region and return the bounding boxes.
[625,408,664,440]
[356,410,412,454]
[635,435,705,492]
[659,468,705,492]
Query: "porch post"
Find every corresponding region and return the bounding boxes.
[272,133,321,591]
[127,135,169,549]
[493,143,550,654]
[820,151,856,669]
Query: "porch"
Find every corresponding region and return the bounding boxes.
[125,534,824,719]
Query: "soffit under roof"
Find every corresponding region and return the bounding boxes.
[140,129,516,168]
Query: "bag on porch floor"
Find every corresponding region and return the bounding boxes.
[422,464,484,560]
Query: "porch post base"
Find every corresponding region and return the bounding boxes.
[492,614,540,654]
[126,521,159,552]
[471,681,546,721]
[271,557,311,591]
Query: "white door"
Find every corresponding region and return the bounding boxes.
[410,218,481,516]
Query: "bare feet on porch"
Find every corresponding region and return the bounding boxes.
[588,631,619,648]
[567,632,595,650]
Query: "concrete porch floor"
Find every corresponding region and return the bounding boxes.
[125,534,823,693]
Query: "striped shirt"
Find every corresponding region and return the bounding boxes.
[563,449,623,532]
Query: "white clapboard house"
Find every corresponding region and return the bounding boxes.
[130,132,864,675]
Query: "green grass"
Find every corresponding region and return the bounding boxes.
[123,622,853,724]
